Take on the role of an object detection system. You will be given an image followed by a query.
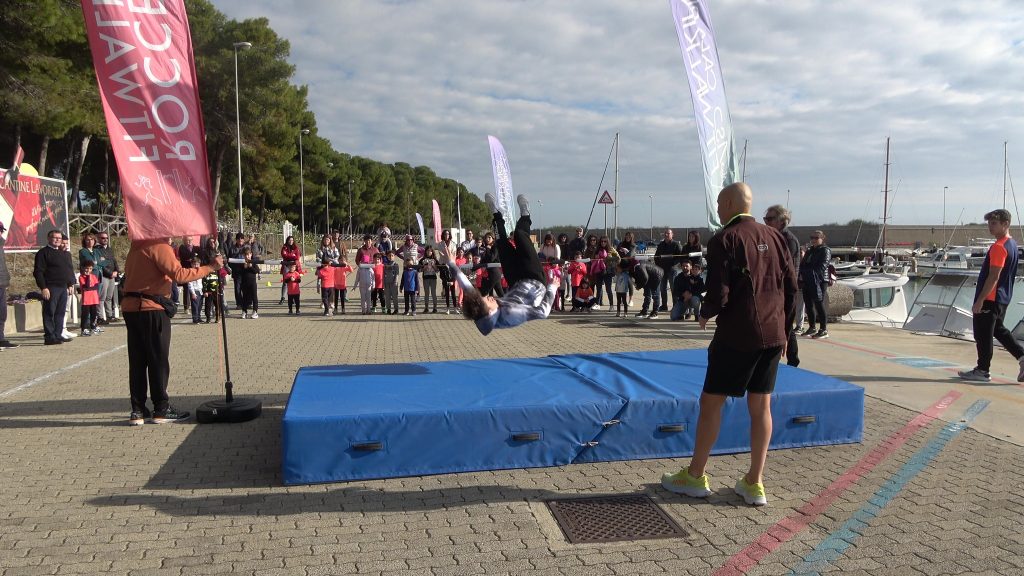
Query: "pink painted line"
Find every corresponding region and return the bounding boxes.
[712,390,963,576]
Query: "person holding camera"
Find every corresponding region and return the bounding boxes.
[122,238,224,425]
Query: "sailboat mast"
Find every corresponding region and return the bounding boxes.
[1003,141,1008,209]
[881,137,890,256]
[613,132,619,241]
[741,139,748,181]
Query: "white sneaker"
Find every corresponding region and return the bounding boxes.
[62,330,76,339]
[241,312,248,319]
[251,313,259,319]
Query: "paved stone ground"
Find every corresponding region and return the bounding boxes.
[2,283,1024,575]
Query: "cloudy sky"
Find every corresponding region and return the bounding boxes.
[212,0,1024,229]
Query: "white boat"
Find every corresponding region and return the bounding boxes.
[837,270,910,327]
[902,269,1024,344]
[914,247,971,272]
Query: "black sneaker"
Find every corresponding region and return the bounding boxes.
[634,312,648,318]
[812,330,829,339]
[151,407,190,424]
[647,312,660,319]
[129,411,146,426]
[0,340,19,349]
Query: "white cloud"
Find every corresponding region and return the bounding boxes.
[212,0,1024,229]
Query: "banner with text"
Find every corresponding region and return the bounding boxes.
[0,169,69,252]
[82,0,215,241]
[487,135,516,236]
[669,0,739,230]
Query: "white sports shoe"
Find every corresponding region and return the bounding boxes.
[251,312,259,319]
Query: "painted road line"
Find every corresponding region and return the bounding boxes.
[0,344,127,400]
[712,390,962,576]
[788,399,990,575]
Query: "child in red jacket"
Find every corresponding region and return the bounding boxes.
[332,258,353,314]
[371,253,385,313]
[78,261,101,336]
[567,252,588,301]
[316,258,335,316]
[543,257,564,311]
[282,263,303,315]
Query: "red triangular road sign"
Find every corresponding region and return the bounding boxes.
[598,190,614,204]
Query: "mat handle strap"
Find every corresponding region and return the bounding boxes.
[657,424,686,433]
[511,432,542,442]
[791,415,817,424]
[352,441,384,451]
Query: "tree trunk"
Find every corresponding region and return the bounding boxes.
[38,134,49,176]
[210,140,226,210]
[258,186,268,229]
[13,125,21,158]
[72,135,91,212]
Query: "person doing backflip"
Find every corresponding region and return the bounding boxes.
[440,194,557,335]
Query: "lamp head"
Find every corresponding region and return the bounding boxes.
[327,162,334,168]
[233,41,252,50]
[301,129,310,135]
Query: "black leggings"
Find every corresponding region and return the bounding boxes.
[493,212,544,285]
[802,287,827,331]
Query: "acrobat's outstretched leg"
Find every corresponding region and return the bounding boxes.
[491,194,544,286]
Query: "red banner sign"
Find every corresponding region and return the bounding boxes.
[81,0,215,241]
[0,169,69,252]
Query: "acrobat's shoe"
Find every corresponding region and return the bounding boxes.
[485,193,498,215]
[516,194,530,217]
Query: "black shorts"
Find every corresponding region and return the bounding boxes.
[704,342,783,397]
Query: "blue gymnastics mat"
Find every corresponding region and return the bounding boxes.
[282,349,863,484]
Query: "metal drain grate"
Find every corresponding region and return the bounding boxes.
[546,495,687,544]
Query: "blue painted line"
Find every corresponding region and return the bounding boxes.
[788,399,990,576]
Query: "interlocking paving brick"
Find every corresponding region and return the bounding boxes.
[3,283,1024,575]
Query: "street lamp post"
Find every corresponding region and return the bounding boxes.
[325,162,333,233]
[536,200,543,242]
[299,128,310,249]
[232,41,252,234]
[942,185,947,245]
[348,180,354,237]
[648,194,653,243]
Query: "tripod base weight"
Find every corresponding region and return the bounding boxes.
[196,397,262,424]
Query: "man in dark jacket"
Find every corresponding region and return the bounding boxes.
[764,204,802,365]
[33,229,76,345]
[661,183,797,507]
[654,229,682,311]
[630,260,663,319]
[670,261,705,321]
[566,227,587,261]
[94,231,120,323]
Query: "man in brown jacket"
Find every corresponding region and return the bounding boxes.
[662,182,797,506]
[122,238,224,425]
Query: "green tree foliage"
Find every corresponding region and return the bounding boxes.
[0,0,489,236]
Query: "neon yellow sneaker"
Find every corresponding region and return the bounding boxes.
[734,478,767,506]
[661,468,711,497]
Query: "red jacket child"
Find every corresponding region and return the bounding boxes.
[333,263,353,290]
[78,273,100,306]
[568,260,588,288]
[317,266,336,290]
[372,263,385,289]
[282,270,302,296]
